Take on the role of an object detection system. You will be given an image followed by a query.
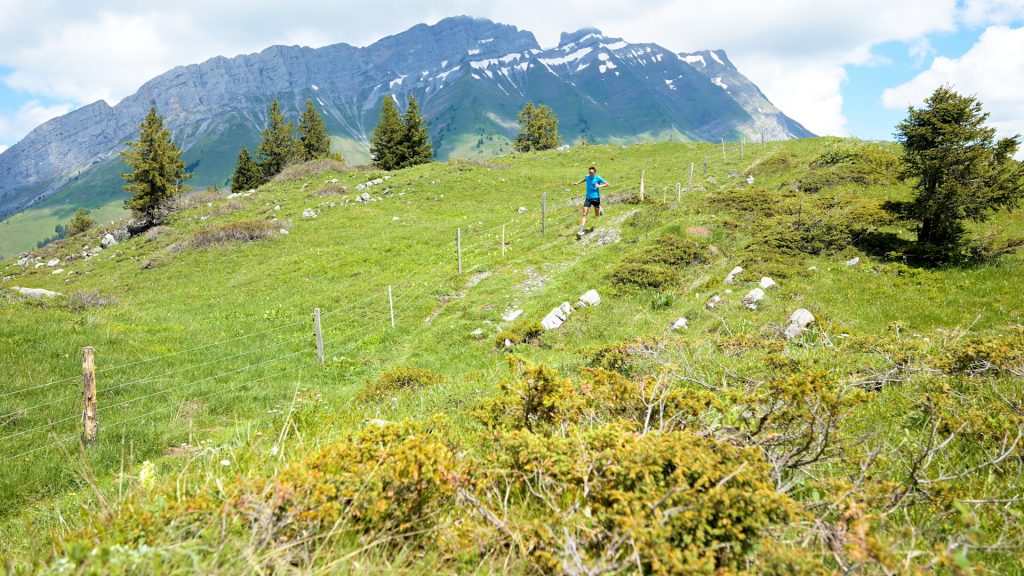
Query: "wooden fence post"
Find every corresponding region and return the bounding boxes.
[388,286,395,328]
[704,155,708,175]
[675,182,681,203]
[313,308,324,366]
[541,193,546,235]
[457,228,462,274]
[688,162,694,187]
[501,224,505,257]
[639,170,645,202]
[82,346,97,444]
[721,138,726,163]
[740,137,745,160]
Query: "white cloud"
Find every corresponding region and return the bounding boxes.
[0,0,1002,144]
[0,144,7,154]
[882,25,1024,150]
[960,0,1024,26]
[0,100,73,144]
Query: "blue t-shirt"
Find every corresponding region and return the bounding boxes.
[585,174,605,199]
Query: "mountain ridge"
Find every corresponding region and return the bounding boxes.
[0,15,813,255]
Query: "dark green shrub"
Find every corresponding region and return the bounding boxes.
[611,261,677,288]
[647,233,706,266]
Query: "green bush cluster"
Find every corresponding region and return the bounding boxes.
[495,319,544,348]
[611,233,705,289]
[358,366,445,401]
[185,220,278,249]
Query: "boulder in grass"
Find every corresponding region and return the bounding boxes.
[577,289,601,307]
[742,288,765,310]
[724,266,743,283]
[845,257,860,267]
[541,302,574,330]
[302,208,317,218]
[670,317,689,331]
[12,287,62,299]
[502,308,523,322]
[784,308,816,339]
[705,295,723,309]
[759,277,777,289]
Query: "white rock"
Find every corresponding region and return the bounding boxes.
[746,175,755,185]
[845,257,860,267]
[559,302,574,317]
[517,207,528,213]
[705,295,723,309]
[46,258,60,267]
[502,308,523,322]
[329,178,339,184]
[504,338,513,348]
[577,289,601,307]
[807,266,818,271]
[302,208,317,218]
[741,288,765,310]
[372,178,385,186]
[11,287,62,299]
[356,184,366,191]
[51,268,64,275]
[541,302,574,330]
[360,193,371,202]
[100,234,118,249]
[670,317,689,330]
[280,229,289,235]
[247,189,256,194]
[392,216,400,221]
[724,266,743,283]
[470,328,484,336]
[784,308,816,339]
[273,205,281,211]
[759,277,777,289]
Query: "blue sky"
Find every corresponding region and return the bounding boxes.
[0,0,1022,154]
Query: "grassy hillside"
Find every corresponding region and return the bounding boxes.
[1,139,1022,574]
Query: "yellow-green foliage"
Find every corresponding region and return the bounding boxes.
[358,366,445,401]
[495,319,544,347]
[939,331,1024,376]
[250,420,464,537]
[486,424,801,574]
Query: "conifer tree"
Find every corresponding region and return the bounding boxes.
[231,147,263,192]
[121,107,191,217]
[370,97,405,170]
[66,208,95,236]
[514,102,561,153]
[298,99,331,161]
[256,99,300,180]
[399,95,433,168]
[894,85,1024,259]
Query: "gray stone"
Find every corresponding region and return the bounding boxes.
[541,301,574,330]
[670,317,688,330]
[705,295,723,309]
[759,277,777,289]
[784,308,816,339]
[724,265,743,283]
[302,208,317,218]
[741,288,765,310]
[502,308,523,322]
[100,233,118,248]
[845,257,860,267]
[11,286,62,299]
[517,207,528,213]
[577,289,601,307]
[51,268,64,275]
[46,258,60,267]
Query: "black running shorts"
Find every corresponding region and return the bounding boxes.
[584,197,600,208]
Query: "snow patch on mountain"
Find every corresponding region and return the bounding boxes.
[390,75,407,89]
[539,46,593,66]
[681,54,706,67]
[712,76,729,90]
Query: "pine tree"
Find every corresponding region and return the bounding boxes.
[514,102,561,153]
[298,99,331,161]
[370,96,405,171]
[66,208,95,236]
[399,95,433,168]
[231,147,263,192]
[894,85,1024,259]
[256,99,300,180]
[121,107,191,217]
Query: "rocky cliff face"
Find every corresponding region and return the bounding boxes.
[0,16,813,220]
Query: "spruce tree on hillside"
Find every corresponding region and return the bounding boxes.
[514,102,561,153]
[399,95,433,168]
[66,208,95,236]
[370,97,405,171]
[231,147,263,192]
[298,99,331,161]
[121,107,191,218]
[256,99,301,180]
[894,85,1024,260]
